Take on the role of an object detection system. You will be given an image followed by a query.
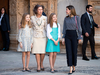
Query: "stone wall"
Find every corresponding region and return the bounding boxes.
[9,0,18,50]
[88,0,100,57]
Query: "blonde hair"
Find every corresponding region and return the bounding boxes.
[21,13,31,28]
[49,13,58,28]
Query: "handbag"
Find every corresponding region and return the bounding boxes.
[75,16,79,36]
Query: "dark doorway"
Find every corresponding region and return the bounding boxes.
[0,0,9,49]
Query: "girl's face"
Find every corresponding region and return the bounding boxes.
[26,15,30,22]
[1,8,5,14]
[37,7,43,15]
[66,8,71,15]
[52,15,57,22]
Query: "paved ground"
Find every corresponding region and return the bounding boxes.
[0,51,100,75]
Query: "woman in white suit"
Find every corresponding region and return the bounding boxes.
[31,4,47,72]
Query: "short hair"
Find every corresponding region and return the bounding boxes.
[86,5,92,11]
[42,5,44,10]
[33,4,43,14]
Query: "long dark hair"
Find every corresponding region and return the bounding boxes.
[66,5,77,17]
[0,7,6,15]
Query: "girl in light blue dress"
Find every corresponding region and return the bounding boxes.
[17,13,33,72]
[46,13,60,73]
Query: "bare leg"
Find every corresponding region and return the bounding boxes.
[26,52,30,70]
[40,54,45,68]
[73,65,75,71]
[53,52,57,70]
[69,66,73,73]
[36,54,40,70]
[22,52,26,70]
[49,52,54,71]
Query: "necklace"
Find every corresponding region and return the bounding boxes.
[36,20,42,26]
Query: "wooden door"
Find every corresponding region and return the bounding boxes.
[0,0,9,49]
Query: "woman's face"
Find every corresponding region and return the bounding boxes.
[1,8,5,14]
[66,8,71,15]
[26,15,30,22]
[52,15,57,22]
[37,7,43,15]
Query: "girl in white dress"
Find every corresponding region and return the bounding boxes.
[17,13,33,72]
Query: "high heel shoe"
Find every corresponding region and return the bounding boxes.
[68,73,72,75]
[72,70,75,73]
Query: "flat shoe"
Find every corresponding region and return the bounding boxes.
[54,70,58,72]
[22,69,26,72]
[26,69,31,72]
[50,69,54,73]
[50,70,54,73]
[37,70,40,72]
[41,68,44,71]
[22,68,26,72]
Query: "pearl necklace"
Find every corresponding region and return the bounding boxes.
[36,20,42,26]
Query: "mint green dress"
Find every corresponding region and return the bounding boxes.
[46,28,60,52]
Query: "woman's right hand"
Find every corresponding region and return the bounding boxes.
[18,23,21,29]
[20,42,23,48]
[54,41,58,45]
[62,38,65,45]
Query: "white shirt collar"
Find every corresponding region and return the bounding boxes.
[1,14,4,17]
[2,14,4,16]
[86,12,90,16]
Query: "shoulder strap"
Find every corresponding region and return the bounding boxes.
[75,16,78,29]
